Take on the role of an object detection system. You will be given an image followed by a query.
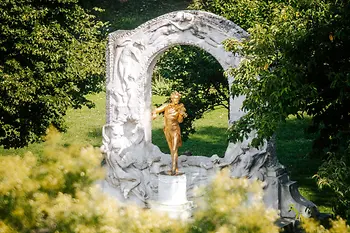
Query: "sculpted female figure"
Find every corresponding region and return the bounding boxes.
[152,91,187,175]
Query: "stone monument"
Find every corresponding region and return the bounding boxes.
[99,10,321,224]
[150,91,192,218]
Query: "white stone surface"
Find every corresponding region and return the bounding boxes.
[149,201,193,220]
[101,10,251,206]
[150,173,192,219]
[158,173,188,205]
[100,10,320,220]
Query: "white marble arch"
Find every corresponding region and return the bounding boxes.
[101,10,320,221]
[105,10,247,143]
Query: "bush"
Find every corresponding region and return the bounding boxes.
[0,129,348,232]
[302,217,350,233]
[314,142,350,222]
[190,169,279,233]
[152,71,174,96]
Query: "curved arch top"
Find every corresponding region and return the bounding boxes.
[105,10,248,142]
[101,11,319,220]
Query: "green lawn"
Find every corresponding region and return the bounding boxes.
[0,0,333,215]
[0,92,333,213]
[152,95,228,157]
[275,117,333,213]
[0,93,106,156]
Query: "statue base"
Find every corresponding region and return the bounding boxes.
[149,172,193,220]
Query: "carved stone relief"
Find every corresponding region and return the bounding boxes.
[101,10,320,220]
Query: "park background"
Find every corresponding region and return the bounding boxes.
[1,0,349,231]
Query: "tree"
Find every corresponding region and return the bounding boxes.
[191,0,350,220]
[0,0,107,148]
[155,45,228,141]
[154,0,275,141]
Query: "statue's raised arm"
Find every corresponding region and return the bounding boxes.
[152,104,168,120]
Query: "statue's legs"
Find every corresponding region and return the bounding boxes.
[164,126,180,175]
[171,150,179,175]
[171,137,179,175]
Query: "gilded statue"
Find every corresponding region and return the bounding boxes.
[152,91,187,175]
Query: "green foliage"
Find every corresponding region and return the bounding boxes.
[0,0,107,148]
[191,0,350,220]
[190,169,279,233]
[315,142,350,222]
[81,0,191,31]
[193,0,350,152]
[224,0,350,149]
[0,127,105,232]
[0,131,348,232]
[190,0,272,30]
[151,72,174,96]
[302,216,350,233]
[155,45,228,141]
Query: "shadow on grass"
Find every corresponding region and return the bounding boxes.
[88,128,103,139]
[152,126,229,158]
[276,117,333,212]
[82,0,191,31]
[276,117,319,178]
[86,127,104,147]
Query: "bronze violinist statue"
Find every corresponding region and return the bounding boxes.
[152,91,187,175]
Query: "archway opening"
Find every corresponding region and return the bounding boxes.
[150,45,229,157]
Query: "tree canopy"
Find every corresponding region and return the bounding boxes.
[0,0,106,148]
[191,0,350,220]
[155,45,228,141]
[192,0,350,151]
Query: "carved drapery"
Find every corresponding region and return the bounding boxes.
[101,10,319,220]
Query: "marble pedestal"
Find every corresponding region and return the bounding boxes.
[149,172,192,220]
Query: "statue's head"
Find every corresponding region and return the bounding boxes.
[170,91,181,104]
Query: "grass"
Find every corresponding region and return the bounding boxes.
[0,93,106,156]
[0,0,333,215]
[0,92,333,213]
[152,95,228,156]
[0,94,227,157]
[275,117,333,214]
[83,0,191,31]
